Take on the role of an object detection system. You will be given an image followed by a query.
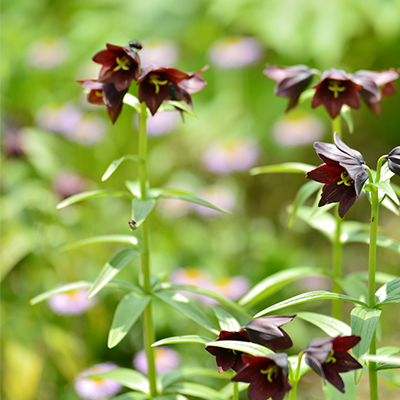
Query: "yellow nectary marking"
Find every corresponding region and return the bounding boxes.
[328,80,346,99]
[95,90,103,97]
[113,56,131,72]
[260,366,279,383]
[325,349,337,364]
[149,74,168,94]
[337,171,354,186]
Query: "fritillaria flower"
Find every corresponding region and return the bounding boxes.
[138,65,207,115]
[306,133,369,217]
[206,330,250,373]
[264,65,318,111]
[304,335,362,393]
[93,43,140,91]
[244,315,296,351]
[232,353,292,400]
[387,146,400,176]
[311,68,362,119]
[353,69,399,116]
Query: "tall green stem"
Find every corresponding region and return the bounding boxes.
[232,381,239,400]
[289,352,304,400]
[138,102,158,398]
[332,116,342,138]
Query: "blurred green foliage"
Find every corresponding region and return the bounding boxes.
[1,0,400,399]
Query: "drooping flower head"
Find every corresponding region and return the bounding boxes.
[387,146,400,176]
[264,65,318,111]
[244,315,296,351]
[232,353,292,400]
[352,69,399,116]
[311,68,362,119]
[138,65,207,115]
[206,330,250,373]
[304,335,362,393]
[306,133,369,217]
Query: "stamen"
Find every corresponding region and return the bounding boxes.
[113,56,131,72]
[325,349,337,364]
[260,366,279,383]
[337,171,354,186]
[149,74,168,94]
[328,80,346,99]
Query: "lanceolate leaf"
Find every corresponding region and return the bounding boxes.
[108,294,151,348]
[376,295,400,306]
[113,393,148,400]
[376,347,400,370]
[374,181,400,205]
[165,382,224,400]
[123,93,142,113]
[102,155,143,181]
[152,335,214,347]
[346,232,400,255]
[363,354,400,370]
[159,100,197,118]
[60,235,140,252]
[131,198,156,228]
[254,291,366,318]
[340,104,354,134]
[204,340,274,357]
[56,190,131,209]
[296,206,336,242]
[296,312,351,336]
[87,247,141,298]
[376,277,400,304]
[213,307,241,332]
[155,291,219,334]
[88,368,149,394]
[239,266,329,308]
[250,162,316,176]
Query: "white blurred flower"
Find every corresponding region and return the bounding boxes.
[134,111,179,137]
[140,39,179,65]
[272,112,325,146]
[48,289,95,315]
[203,137,260,174]
[194,185,236,216]
[208,36,264,69]
[27,38,69,69]
[133,347,181,375]
[68,114,106,145]
[74,362,121,399]
[36,104,82,134]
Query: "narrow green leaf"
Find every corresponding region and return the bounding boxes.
[287,181,321,228]
[336,275,368,303]
[155,291,219,334]
[152,335,214,347]
[87,247,140,298]
[123,93,142,113]
[376,277,400,303]
[152,188,230,214]
[376,347,400,370]
[125,180,141,197]
[114,393,148,400]
[376,295,400,306]
[56,190,131,209]
[102,155,143,181]
[160,100,197,118]
[165,382,224,400]
[340,105,354,134]
[239,266,329,308]
[88,368,149,394]
[160,283,251,317]
[374,181,399,205]
[348,271,398,285]
[132,198,156,228]
[60,235,140,252]
[296,312,351,336]
[108,294,151,348]
[351,306,382,383]
[250,162,315,176]
[296,206,336,242]
[204,340,273,357]
[363,354,400,369]
[255,291,366,318]
[213,308,241,332]
[381,196,400,216]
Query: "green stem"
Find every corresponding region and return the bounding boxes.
[232,381,239,400]
[290,352,304,400]
[138,102,158,398]
[332,116,342,138]
[332,208,343,319]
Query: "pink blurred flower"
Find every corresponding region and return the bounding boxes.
[48,289,95,315]
[68,114,106,145]
[194,185,236,216]
[203,137,260,174]
[171,267,214,288]
[53,171,86,200]
[74,362,122,399]
[3,124,25,157]
[27,38,69,69]
[139,39,179,66]
[133,347,181,375]
[213,276,250,300]
[208,36,264,69]
[36,104,82,134]
[134,111,179,137]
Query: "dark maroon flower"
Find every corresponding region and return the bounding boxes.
[78,79,127,124]
[311,68,362,119]
[352,69,399,116]
[245,315,296,351]
[264,65,318,111]
[93,43,140,91]
[232,353,291,400]
[387,146,400,176]
[306,133,369,217]
[205,330,250,373]
[138,65,207,115]
[304,335,362,393]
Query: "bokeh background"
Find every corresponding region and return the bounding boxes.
[1,0,400,399]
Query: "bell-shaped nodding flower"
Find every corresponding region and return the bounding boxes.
[387,146,400,177]
[263,65,318,111]
[306,133,369,218]
[244,315,296,351]
[304,335,362,393]
[232,353,292,400]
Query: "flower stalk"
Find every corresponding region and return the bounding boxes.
[138,101,158,398]
[289,351,304,400]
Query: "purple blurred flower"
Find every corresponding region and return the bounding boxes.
[53,171,86,200]
[208,36,264,69]
[3,124,25,157]
[36,104,82,135]
[74,362,122,399]
[68,115,106,145]
[133,347,181,375]
[212,276,250,301]
[139,39,179,66]
[194,185,236,216]
[48,289,95,315]
[203,137,260,174]
[27,38,69,69]
[171,267,214,289]
[134,111,179,137]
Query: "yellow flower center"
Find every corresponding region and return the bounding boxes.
[113,56,131,72]
[149,74,168,94]
[325,349,337,364]
[95,90,103,98]
[337,171,354,187]
[328,80,346,99]
[260,365,279,383]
